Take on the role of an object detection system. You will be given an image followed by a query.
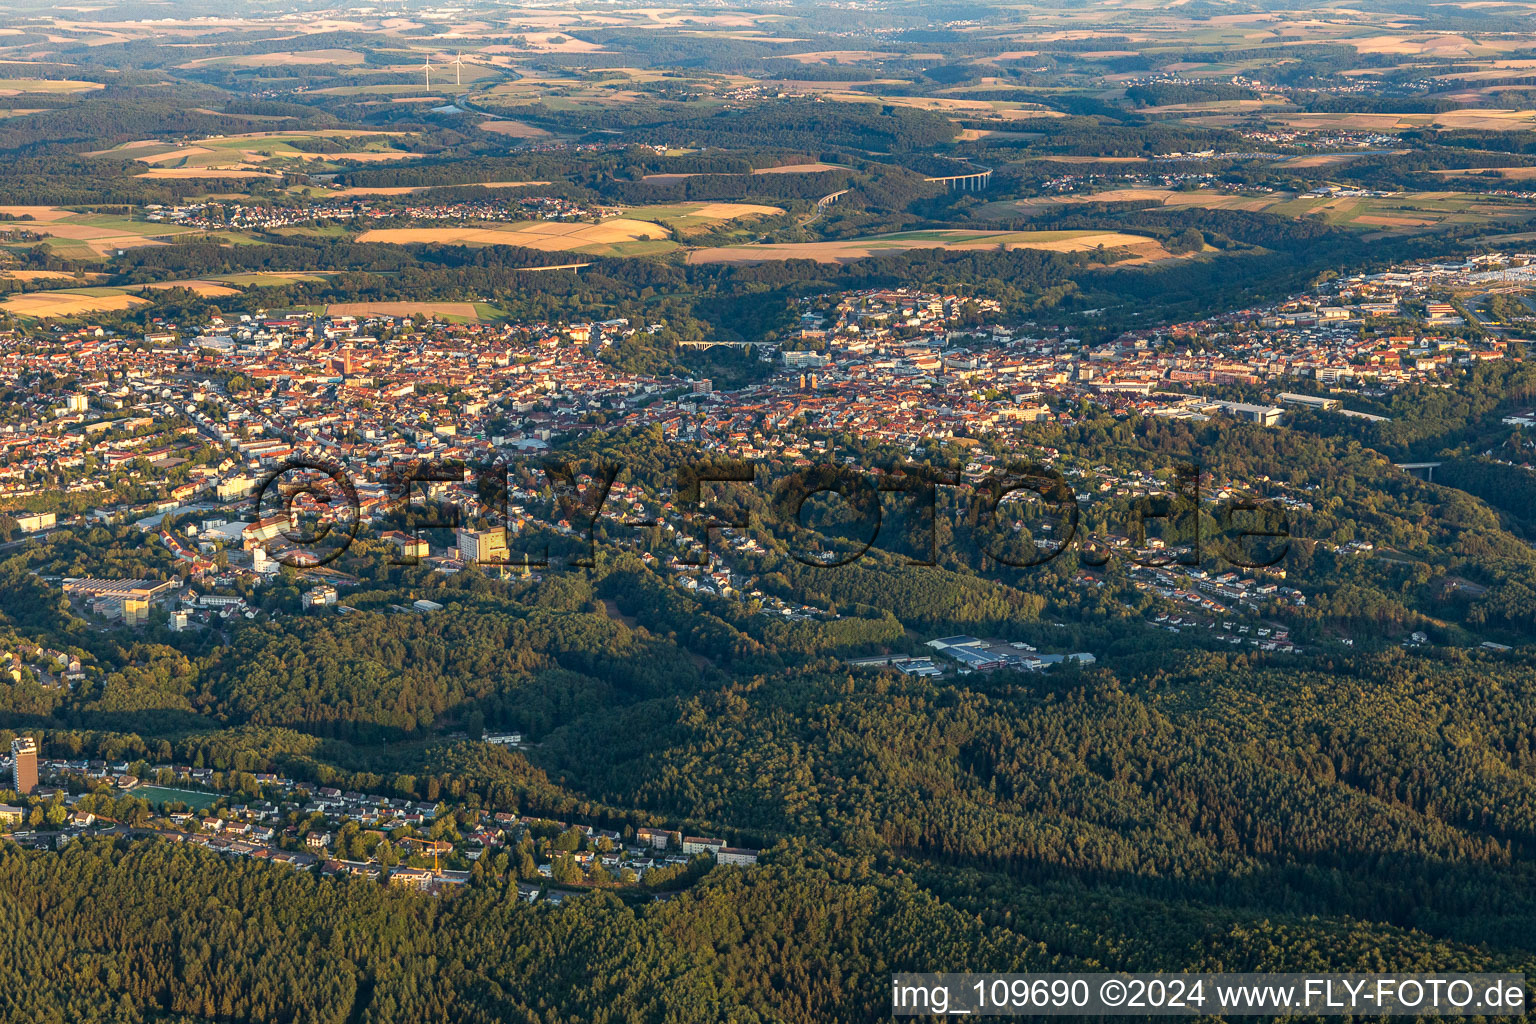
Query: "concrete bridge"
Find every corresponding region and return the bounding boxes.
[924,166,992,191]
[1395,461,1443,481]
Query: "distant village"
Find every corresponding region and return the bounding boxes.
[149,193,598,232]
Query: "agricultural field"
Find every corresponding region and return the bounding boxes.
[0,287,148,318]
[178,48,368,69]
[356,217,676,254]
[0,78,101,95]
[0,269,103,284]
[354,204,779,253]
[0,207,205,258]
[314,181,552,197]
[624,202,784,235]
[131,280,242,298]
[1184,109,1536,132]
[752,162,848,174]
[978,189,1536,235]
[643,164,845,184]
[688,228,1171,264]
[472,67,731,116]
[814,90,1058,119]
[91,131,424,178]
[476,120,553,139]
[1429,167,1536,181]
[215,272,335,288]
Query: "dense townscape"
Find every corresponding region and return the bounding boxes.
[5,0,1536,1021]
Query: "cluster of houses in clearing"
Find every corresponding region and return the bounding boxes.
[3,752,760,898]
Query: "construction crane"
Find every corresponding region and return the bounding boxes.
[402,836,451,875]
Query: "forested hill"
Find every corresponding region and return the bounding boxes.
[0,832,1527,1023]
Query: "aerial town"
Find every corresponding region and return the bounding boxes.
[3,2,1536,1017]
[0,252,1514,653]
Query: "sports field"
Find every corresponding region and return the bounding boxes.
[132,787,217,811]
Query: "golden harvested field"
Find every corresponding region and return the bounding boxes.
[327,181,550,196]
[1188,109,1536,132]
[1,270,104,283]
[1349,33,1494,56]
[1433,109,1536,130]
[2,210,201,256]
[1353,214,1437,227]
[982,188,1531,233]
[181,48,365,68]
[1277,152,1403,167]
[134,280,241,297]
[136,147,212,166]
[356,218,672,251]
[1430,166,1536,180]
[478,120,552,139]
[823,92,1053,119]
[327,301,482,319]
[955,129,991,141]
[0,78,102,95]
[294,151,427,163]
[218,272,333,287]
[95,130,421,178]
[0,206,76,222]
[753,163,847,174]
[136,167,283,179]
[1,291,148,317]
[688,229,1168,265]
[674,202,782,219]
[621,202,784,237]
[777,50,901,63]
[992,189,1279,213]
[1140,99,1287,114]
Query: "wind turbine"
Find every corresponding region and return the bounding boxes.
[423,55,432,88]
[454,51,463,87]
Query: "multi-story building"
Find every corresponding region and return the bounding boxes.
[456,526,508,565]
[716,847,759,867]
[682,835,725,856]
[636,827,674,850]
[15,511,55,533]
[11,736,37,796]
[122,597,150,627]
